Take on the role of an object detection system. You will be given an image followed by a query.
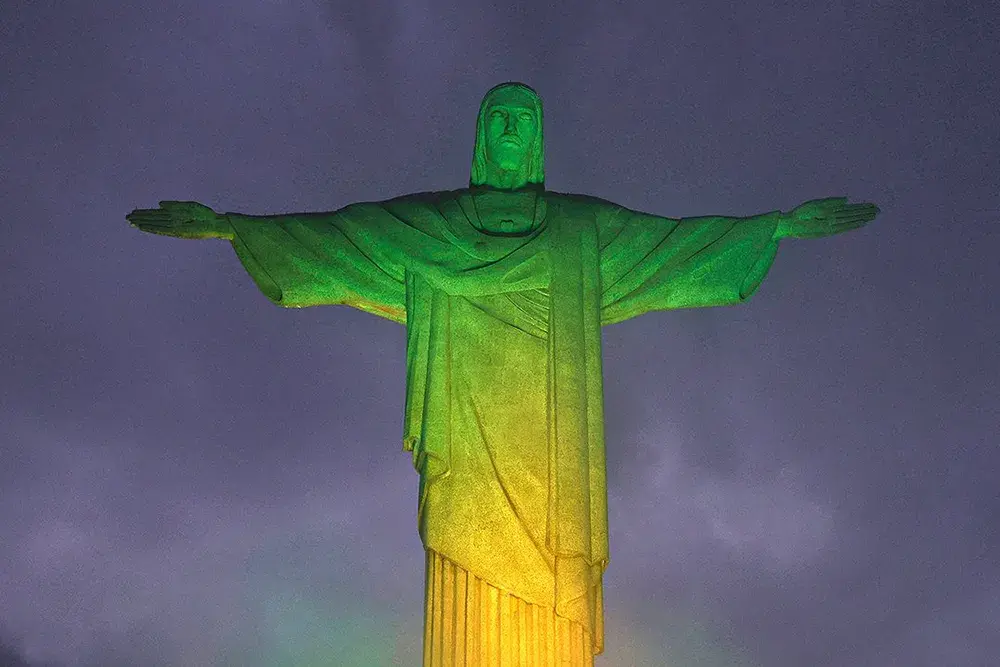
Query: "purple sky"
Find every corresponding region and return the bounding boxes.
[2,1,998,665]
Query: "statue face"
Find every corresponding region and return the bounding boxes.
[483,86,539,174]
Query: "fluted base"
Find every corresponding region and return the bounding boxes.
[423,549,594,666]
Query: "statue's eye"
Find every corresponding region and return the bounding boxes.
[490,110,505,119]
[519,112,534,122]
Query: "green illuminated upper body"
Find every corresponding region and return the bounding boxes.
[127,82,879,652]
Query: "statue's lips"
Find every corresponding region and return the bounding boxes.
[498,137,522,146]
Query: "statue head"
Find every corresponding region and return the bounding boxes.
[470,82,545,190]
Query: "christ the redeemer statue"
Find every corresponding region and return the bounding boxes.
[128,82,878,666]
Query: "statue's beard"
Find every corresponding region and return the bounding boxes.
[488,150,529,174]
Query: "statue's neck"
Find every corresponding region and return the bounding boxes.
[483,165,530,191]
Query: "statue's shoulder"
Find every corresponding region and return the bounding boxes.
[381,188,466,207]
[543,191,622,216]
[348,189,466,222]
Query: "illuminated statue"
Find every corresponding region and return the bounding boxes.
[128,82,878,665]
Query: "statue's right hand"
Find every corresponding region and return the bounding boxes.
[126,201,233,240]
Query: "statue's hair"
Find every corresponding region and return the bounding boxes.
[470,82,545,187]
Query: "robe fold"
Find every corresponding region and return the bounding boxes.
[225,188,780,659]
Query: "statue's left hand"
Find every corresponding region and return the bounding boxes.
[776,198,880,240]
[127,201,233,240]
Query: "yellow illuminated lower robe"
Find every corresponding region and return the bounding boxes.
[407,281,606,665]
[423,549,593,666]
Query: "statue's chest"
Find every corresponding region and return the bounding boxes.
[471,190,542,234]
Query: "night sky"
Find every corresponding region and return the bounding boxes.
[2,1,998,665]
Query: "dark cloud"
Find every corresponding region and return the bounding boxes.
[2,0,997,665]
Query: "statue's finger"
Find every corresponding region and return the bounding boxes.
[834,201,875,211]
[132,223,193,237]
[823,220,869,234]
[130,223,171,234]
[847,202,879,213]
[128,208,167,218]
[831,223,872,235]
[833,207,878,221]
[836,210,878,224]
[831,212,875,225]
[128,213,173,225]
[131,217,174,227]
[829,220,870,234]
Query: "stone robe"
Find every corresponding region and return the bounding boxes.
[224,187,780,660]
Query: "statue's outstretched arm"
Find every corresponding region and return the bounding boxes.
[599,197,878,324]
[127,200,406,321]
[675,198,879,241]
